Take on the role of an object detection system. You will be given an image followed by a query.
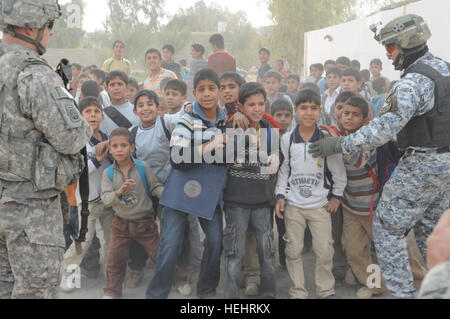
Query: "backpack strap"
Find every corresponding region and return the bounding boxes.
[131,126,139,145]
[135,159,151,198]
[159,116,171,141]
[107,164,115,182]
[104,106,133,129]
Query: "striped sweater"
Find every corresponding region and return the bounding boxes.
[342,149,379,216]
[170,101,228,170]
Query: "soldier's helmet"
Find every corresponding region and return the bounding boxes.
[378,14,431,50]
[0,0,61,29]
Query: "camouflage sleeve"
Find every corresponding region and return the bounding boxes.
[17,65,93,155]
[418,261,450,299]
[340,78,424,155]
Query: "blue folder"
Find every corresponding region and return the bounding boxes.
[160,164,227,220]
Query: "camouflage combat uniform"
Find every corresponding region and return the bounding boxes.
[0,42,92,299]
[418,261,450,299]
[340,52,450,298]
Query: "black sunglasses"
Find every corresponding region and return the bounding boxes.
[46,20,55,30]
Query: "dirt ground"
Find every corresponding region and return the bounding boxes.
[57,217,391,300]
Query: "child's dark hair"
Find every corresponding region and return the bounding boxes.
[300,82,320,95]
[106,71,128,86]
[192,43,205,55]
[113,40,124,48]
[209,33,225,50]
[128,77,139,90]
[295,89,321,107]
[193,68,220,90]
[342,68,361,82]
[310,63,324,72]
[90,69,106,85]
[78,96,102,113]
[360,69,371,82]
[345,96,369,118]
[72,63,82,71]
[78,72,91,81]
[263,70,282,83]
[164,79,187,96]
[326,67,342,78]
[133,90,160,109]
[162,44,175,54]
[336,56,351,67]
[286,74,300,82]
[238,82,267,105]
[81,80,100,98]
[336,91,356,104]
[324,59,336,67]
[350,59,361,70]
[372,77,387,94]
[259,47,270,55]
[179,59,187,67]
[370,58,382,68]
[109,127,133,145]
[160,77,172,92]
[220,72,245,87]
[271,98,293,116]
[145,48,162,60]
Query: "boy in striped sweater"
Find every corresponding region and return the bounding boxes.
[337,96,386,299]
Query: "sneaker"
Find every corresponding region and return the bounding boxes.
[356,287,374,299]
[59,275,75,293]
[245,283,259,296]
[177,284,193,296]
[126,270,144,288]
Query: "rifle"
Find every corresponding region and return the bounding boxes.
[56,58,90,253]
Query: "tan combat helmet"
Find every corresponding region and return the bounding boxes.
[0,0,62,55]
[372,14,432,70]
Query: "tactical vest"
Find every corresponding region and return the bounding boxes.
[0,44,83,191]
[397,61,450,149]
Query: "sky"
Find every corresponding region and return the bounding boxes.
[60,0,272,32]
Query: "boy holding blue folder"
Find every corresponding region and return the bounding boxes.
[146,69,228,299]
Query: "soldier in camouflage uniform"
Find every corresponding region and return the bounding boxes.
[309,14,450,298]
[0,0,92,299]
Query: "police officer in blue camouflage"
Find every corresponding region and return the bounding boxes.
[0,0,92,298]
[309,14,450,298]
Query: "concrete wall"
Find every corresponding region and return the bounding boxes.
[304,0,450,81]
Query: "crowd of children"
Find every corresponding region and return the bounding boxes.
[60,39,428,300]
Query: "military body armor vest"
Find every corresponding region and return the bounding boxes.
[397,61,450,149]
[0,44,83,191]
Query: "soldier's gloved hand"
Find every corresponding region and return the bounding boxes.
[308,136,344,158]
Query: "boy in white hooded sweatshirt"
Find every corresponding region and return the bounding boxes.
[275,89,347,299]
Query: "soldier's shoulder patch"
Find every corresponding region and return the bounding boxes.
[51,87,82,128]
[380,90,398,116]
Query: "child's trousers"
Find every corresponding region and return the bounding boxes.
[61,201,114,276]
[104,215,160,298]
[284,204,335,299]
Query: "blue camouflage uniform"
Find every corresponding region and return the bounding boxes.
[340,52,450,298]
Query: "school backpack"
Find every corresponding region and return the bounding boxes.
[106,159,160,215]
[364,140,402,221]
